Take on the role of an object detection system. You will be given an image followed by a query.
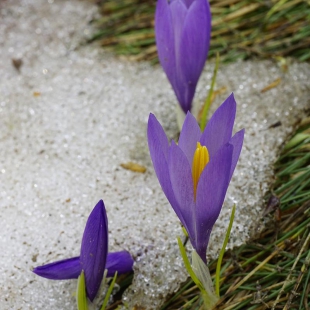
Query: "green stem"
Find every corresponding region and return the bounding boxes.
[178,238,219,309]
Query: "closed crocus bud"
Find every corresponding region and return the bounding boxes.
[155,0,211,113]
[33,200,134,302]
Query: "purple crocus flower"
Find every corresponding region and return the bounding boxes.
[33,200,134,301]
[155,0,211,113]
[147,93,244,262]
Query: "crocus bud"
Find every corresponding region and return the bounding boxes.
[33,200,134,302]
[155,0,211,113]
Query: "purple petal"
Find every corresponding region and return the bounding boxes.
[182,0,196,8]
[229,129,244,180]
[195,144,233,262]
[106,251,134,277]
[168,0,189,112]
[80,200,108,301]
[33,256,81,280]
[200,93,236,157]
[178,112,202,166]
[147,114,169,160]
[168,141,196,240]
[147,114,184,222]
[179,0,211,112]
[170,0,187,52]
[155,0,176,91]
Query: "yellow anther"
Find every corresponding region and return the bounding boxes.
[192,142,209,200]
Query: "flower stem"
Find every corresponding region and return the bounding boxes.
[178,238,219,310]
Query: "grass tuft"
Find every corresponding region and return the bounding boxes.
[90,0,310,63]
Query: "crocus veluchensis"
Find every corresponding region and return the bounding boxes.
[155,0,211,113]
[33,200,134,301]
[147,94,244,262]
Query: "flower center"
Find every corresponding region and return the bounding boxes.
[192,142,209,200]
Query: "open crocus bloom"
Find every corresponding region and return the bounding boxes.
[155,0,211,113]
[33,200,134,301]
[147,93,244,262]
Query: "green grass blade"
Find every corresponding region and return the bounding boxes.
[215,204,236,297]
[200,52,220,131]
[100,271,118,310]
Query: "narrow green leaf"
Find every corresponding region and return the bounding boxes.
[100,271,118,310]
[181,226,189,238]
[176,103,186,132]
[177,237,204,291]
[215,204,236,297]
[76,270,88,310]
[299,250,310,310]
[283,133,310,151]
[265,0,290,21]
[200,52,220,131]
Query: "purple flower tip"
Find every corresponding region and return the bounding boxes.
[80,199,108,301]
[147,93,244,262]
[155,0,211,113]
